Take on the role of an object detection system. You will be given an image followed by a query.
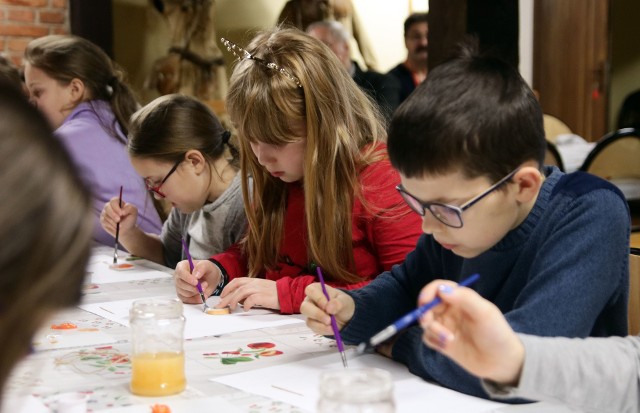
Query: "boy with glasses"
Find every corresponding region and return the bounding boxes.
[302,40,630,401]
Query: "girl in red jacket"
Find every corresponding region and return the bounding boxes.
[173,27,422,314]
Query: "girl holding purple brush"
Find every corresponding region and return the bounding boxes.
[100,94,246,269]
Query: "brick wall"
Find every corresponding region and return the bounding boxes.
[0,0,69,65]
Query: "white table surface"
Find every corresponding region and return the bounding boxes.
[2,245,582,413]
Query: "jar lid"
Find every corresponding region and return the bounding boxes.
[130,297,184,320]
[319,367,394,403]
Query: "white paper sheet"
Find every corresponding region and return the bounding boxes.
[79,296,304,339]
[87,255,172,284]
[212,350,505,413]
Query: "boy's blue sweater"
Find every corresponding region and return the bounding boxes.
[341,167,630,400]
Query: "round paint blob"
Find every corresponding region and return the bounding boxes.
[109,263,135,271]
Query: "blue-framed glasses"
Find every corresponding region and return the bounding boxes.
[144,160,181,199]
[396,168,520,228]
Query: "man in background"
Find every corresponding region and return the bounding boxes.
[307,20,400,121]
[388,12,428,103]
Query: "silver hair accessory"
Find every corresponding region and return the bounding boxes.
[221,37,303,88]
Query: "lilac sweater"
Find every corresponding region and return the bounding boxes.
[55,101,162,247]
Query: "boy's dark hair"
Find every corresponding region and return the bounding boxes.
[404,12,428,36]
[388,39,545,182]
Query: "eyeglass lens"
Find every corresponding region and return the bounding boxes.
[398,189,462,228]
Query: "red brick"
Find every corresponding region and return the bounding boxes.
[0,39,5,51]
[0,24,48,37]
[51,0,66,8]
[8,8,34,21]
[0,0,47,6]
[51,26,68,35]
[7,53,22,67]
[7,37,30,52]
[39,10,64,23]
[0,9,5,19]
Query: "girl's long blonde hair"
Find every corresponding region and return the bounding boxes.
[225,27,386,282]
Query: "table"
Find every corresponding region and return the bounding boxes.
[2,246,580,413]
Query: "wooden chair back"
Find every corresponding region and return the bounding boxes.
[580,128,640,180]
[543,114,572,144]
[544,140,565,171]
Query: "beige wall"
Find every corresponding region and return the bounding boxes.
[113,0,426,104]
[113,0,171,103]
[114,1,637,135]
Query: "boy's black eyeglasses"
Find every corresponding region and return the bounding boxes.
[220,37,303,88]
[145,160,181,199]
[396,168,520,228]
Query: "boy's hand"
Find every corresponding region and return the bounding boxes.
[100,196,138,237]
[174,259,220,304]
[301,283,355,335]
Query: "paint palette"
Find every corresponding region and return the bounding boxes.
[108,263,135,271]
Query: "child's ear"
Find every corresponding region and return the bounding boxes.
[513,164,543,203]
[184,150,207,175]
[68,78,86,105]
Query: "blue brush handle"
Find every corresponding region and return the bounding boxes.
[396,273,480,330]
[367,273,480,348]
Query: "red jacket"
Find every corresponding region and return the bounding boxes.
[211,153,422,314]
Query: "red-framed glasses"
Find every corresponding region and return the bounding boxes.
[145,160,181,198]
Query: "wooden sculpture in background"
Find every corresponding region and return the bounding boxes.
[146,0,227,100]
[277,0,378,71]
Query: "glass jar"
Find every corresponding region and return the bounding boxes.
[317,368,395,413]
[129,297,186,396]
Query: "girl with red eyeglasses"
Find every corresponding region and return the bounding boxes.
[100,94,246,269]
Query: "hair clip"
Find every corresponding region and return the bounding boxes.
[221,37,303,89]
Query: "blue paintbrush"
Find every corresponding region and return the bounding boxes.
[357,273,480,354]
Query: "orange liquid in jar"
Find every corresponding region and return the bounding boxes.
[130,352,186,396]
